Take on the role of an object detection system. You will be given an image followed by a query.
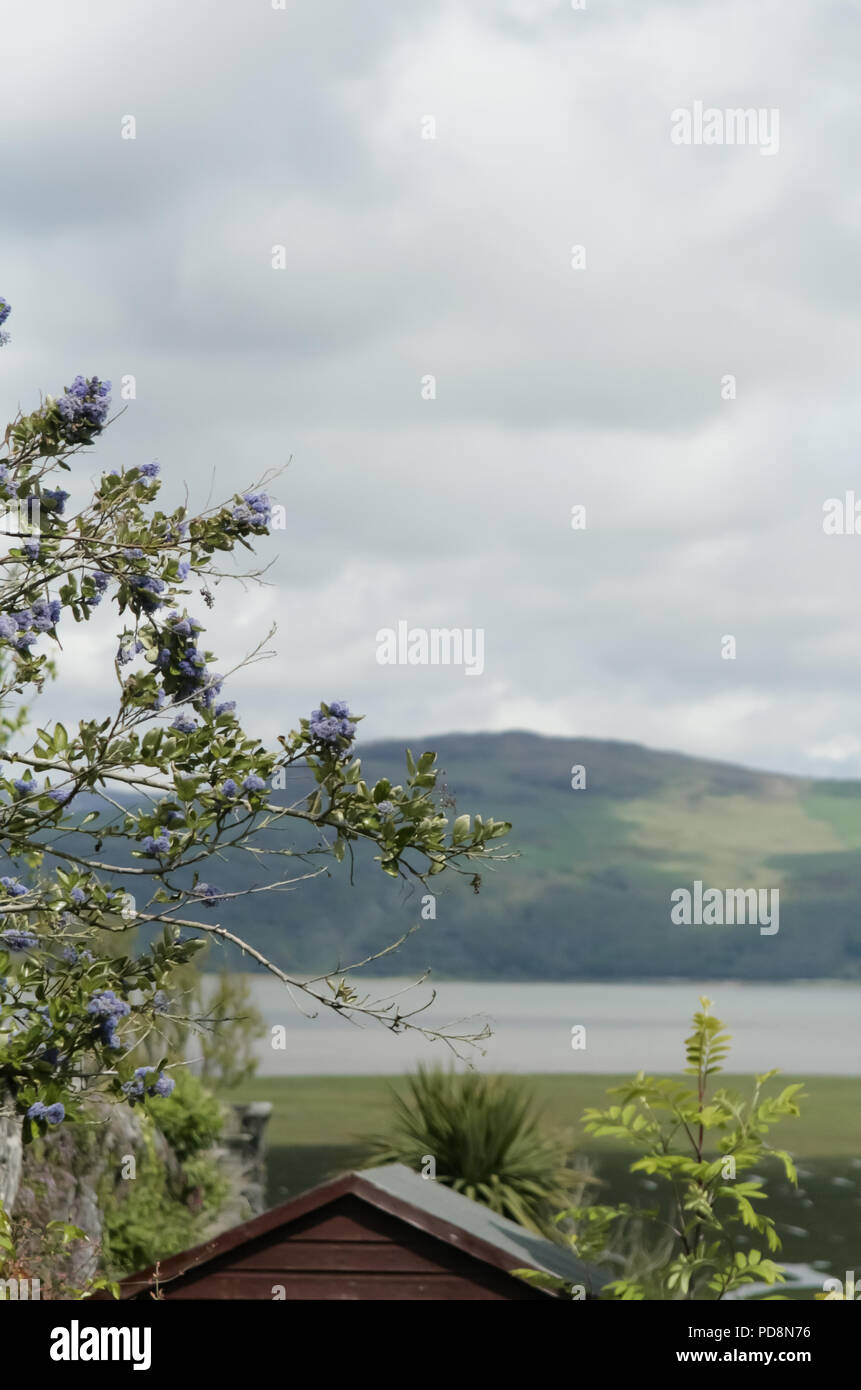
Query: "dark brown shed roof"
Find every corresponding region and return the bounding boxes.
[118,1162,606,1301]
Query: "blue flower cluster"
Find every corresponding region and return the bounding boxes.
[219,774,264,799]
[86,989,131,1048]
[61,944,94,965]
[54,375,111,439]
[139,462,160,479]
[309,701,357,746]
[42,488,69,515]
[0,929,38,951]
[192,882,226,908]
[127,573,167,613]
[121,1066,175,1102]
[171,711,197,735]
[4,775,72,805]
[0,598,62,651]
[27,1101,65,1125]
[0,297,9,347]
[377,800,396,817]
[34,599,62,629]
[232,491,272,530]
[0,877,28,897]
[159,612,227,712]
[85,571,110,609]
[141,833,171,857]
[118,637,144,666]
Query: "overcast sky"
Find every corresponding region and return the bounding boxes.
[2,0,860,777]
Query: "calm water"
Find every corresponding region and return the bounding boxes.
[209,977,861,1076]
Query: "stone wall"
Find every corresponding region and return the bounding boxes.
[0,1092,271,1290]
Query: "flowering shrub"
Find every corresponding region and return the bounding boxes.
[97,1070,229,1278]
[0,298,511,1166]
[121,1067,175,1103]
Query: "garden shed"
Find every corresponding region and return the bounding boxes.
[118,1162,606,1300]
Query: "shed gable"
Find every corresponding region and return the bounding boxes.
[148,1195,546,1300]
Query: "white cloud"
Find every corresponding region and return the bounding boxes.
[2,0,859,776]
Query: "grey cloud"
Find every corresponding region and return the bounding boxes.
[2,0,860,778]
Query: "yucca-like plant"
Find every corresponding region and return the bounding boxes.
[362,1067,588,1235]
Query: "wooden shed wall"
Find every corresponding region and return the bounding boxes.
[152,1195,546,1300]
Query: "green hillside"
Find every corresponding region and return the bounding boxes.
[194,731,861,981]
[46,732,861,980]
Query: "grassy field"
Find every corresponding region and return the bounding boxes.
[219,1073,856,1154]
[218,1073,860,1281]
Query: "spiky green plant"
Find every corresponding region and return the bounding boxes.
[362,1067,587,1235]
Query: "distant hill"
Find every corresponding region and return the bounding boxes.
[287,731,861,981]
[42,732,861,980]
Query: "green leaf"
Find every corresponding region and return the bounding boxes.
[451,814,470,845]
